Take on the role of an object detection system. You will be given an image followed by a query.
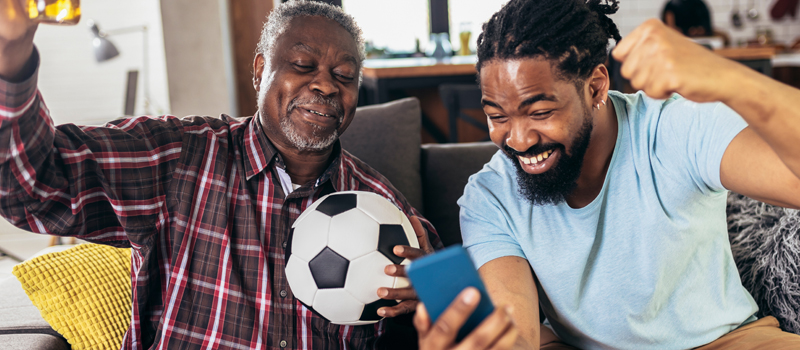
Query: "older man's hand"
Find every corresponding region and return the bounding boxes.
[0,0,39,80]
[376,215,435,317]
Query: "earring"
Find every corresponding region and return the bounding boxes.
[595,104,600,110]
[601,100,606,106]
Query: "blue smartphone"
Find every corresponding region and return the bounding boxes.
[406,245,495,342]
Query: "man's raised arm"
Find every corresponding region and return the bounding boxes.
[613,19,800,209]
[0,1,183,246]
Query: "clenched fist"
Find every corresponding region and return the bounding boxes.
[612,19,745,103]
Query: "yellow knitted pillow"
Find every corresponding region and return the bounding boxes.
[12,243,132,350]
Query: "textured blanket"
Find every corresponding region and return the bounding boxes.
[727,193,800,334]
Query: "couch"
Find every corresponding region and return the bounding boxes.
[0,97,497,349]
[2,97,798,349]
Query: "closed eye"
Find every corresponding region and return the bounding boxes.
[294,63,314,72]
[336,73,355,82]
[487,114,507,122]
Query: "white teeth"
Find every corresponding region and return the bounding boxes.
[308,109,330,117]
[520,149,554,166]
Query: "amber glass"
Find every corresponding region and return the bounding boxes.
[458,31,471,56]
[25,0,80,25]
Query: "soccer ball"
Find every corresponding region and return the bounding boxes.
[285,191,420,325]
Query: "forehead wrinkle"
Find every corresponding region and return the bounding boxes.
[291,42,322,56]
[291,41,359,70]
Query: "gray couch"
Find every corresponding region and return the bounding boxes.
[0,97,498,349]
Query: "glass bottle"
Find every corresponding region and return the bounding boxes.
[25,0,80,25]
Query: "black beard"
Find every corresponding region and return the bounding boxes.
[503,112,594,206]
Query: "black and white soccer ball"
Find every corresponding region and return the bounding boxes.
[285,191,420,325]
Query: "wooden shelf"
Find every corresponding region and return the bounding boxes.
[714,47,777,61]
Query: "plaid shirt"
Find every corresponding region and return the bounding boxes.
[0,53,441,350]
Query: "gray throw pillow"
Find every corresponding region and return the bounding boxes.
[340,97,423,212]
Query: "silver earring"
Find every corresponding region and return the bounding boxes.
[601,100,606,106]
[595,104,600,110]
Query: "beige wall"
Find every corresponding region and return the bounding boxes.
[33,0,171,125]
[160,0,235,118]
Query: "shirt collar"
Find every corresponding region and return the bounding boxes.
[243,114,276,180]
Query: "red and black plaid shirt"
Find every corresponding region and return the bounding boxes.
[0,52,441,350]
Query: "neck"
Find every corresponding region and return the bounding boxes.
[270,138,335,186]
[566,100,618,208]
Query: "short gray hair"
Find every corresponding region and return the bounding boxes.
[257,0,365,79]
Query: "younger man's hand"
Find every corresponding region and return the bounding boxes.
[415,287,518,350]
[612,18,743,103]
[377,215,434,317]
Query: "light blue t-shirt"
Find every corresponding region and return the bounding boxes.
[458,91,757,350]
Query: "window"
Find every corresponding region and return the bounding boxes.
[340,0,507,56]
[447,0,506,54]
[342,0,431,55]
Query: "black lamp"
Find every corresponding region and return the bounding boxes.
[87,20,151,115]
[88,20,120,62]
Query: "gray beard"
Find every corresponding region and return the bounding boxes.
[279,114,339,152]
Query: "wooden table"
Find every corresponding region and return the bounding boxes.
[361,56,480,142]
[361,56,478,104]
[714,47,776,76]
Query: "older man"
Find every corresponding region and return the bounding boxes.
[0,1,440,349]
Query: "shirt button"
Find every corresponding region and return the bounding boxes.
[280,340,287,348]
[282,241,287,248]
[280,290,287,298]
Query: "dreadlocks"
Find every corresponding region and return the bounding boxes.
[476,0,622,84]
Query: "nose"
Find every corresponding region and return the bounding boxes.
[505,120,540,153]
[309,70,339,97]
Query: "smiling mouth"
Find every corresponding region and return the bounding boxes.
[304,108,334,118]
[518,149,554,165]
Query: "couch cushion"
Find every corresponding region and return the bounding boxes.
[340,97,423,212]
[12,244,132,350]
[0,334,69,350]
[0,277,61,338]
[421,142,498,246]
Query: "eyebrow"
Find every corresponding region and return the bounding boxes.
[481,93,557,111]
[518,93,557,110]
[291,42,321,56]
[291,42,359,67]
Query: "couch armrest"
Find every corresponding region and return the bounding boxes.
[421,142,498,247]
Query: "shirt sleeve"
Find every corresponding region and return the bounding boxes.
[0,48,184,247]
[458,171,526,269]
[657,98,748,194]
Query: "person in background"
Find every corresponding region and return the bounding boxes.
[662,0,713,37]
[0,0,441,349]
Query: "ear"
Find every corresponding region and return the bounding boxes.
[587,64,610,105]
[253,54,266,92]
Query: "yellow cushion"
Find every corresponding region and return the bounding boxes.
[12,243,132,350]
